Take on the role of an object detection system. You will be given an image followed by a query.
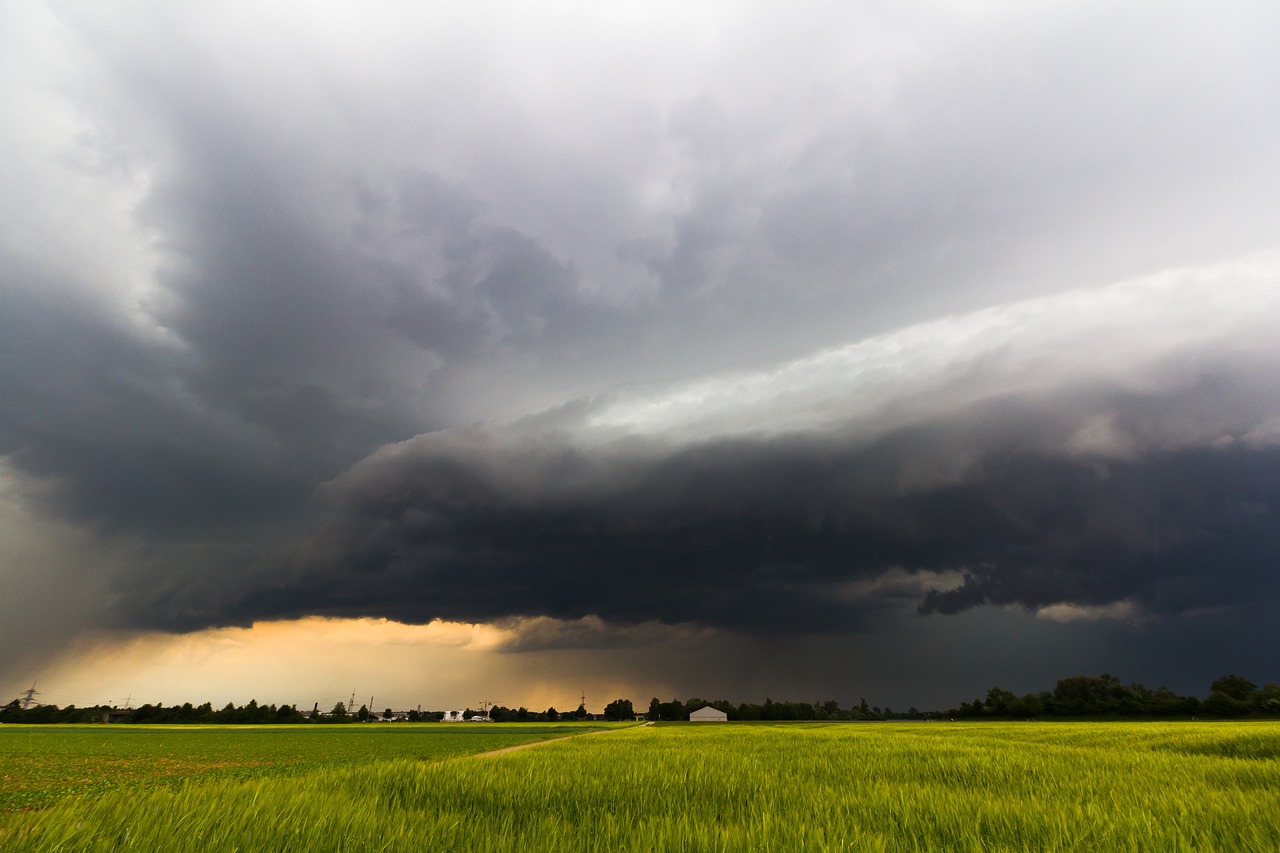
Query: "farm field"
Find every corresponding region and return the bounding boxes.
[2,721,1279,851]
[0,722,613,812]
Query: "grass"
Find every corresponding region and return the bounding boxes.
[0,722,612,812]
[2,721,1278,850]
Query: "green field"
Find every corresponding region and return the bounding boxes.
[2,721,1278,851]
[0,723,612,812]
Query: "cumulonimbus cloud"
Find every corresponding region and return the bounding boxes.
[4,0,1280,693]
[121,256,1280,637]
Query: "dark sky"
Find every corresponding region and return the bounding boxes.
[3,0,1280,709]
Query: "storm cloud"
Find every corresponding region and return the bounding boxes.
[246,418,1280,632]
[3,0,1280,700]
[106,262,1280,643]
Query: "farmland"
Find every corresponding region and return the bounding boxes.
[0,723,611,812]
[2,721,1279,850]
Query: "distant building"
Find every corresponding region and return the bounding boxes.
[689,706,728,722]
[442,709,465,722]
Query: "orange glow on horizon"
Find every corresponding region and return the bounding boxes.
[35,615,688,714]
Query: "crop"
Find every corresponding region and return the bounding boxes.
[2,721,1278,851]
[0,722,607,812]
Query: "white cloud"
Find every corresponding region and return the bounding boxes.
[1035,599,1143,624]
[1241,417,1280,450]
[586,253,1280,446]
[0,2,163,334]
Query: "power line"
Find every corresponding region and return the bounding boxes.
[18,682,40,709]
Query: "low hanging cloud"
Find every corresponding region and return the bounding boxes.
[102,258,1280,638]
[283,420,1279,633]
[4,0,1280,697]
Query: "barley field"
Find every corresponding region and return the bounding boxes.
[0,723,609,812]
[2,721,1278,851]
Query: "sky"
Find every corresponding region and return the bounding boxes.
[3,0,1280,714]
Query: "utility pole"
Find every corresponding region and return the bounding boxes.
[348,691,355,715]
[18,683,39,709]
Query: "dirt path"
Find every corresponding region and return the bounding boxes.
[471,722,647,760]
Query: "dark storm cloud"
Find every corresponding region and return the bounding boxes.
[0,271,291,537]
[4,0,1280,693]
[0,76,599,541]
[108,363,1280,637]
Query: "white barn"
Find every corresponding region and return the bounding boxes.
[689,706,728,722]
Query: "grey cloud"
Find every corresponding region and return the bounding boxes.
[105,374,1280,638]
[0,275,290,538]
[625,1,1280,361]
[5,0,1280,696]
[385,209,582,356]
[487,616,710,654]
[1,40,605,538]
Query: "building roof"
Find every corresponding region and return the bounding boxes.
[689,706,728,720]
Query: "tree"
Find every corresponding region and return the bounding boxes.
[275,704,303,723]
[545,706,559,721]
[131,703,163,724]
[650,700,680,722]
[1210,675,1257,702]
[603,699,634,721]
[984,687,1018,716]
[1051,674,1130,715]
[1204,690,1250,717]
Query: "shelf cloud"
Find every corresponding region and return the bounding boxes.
[3,0,1280,705]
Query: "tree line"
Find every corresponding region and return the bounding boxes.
[0,696,911,725]
[0,700,308,725]
[640,696,919,721]
[4,673,1277,725]
[947,674,1280,719]
[0,699,596,725]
